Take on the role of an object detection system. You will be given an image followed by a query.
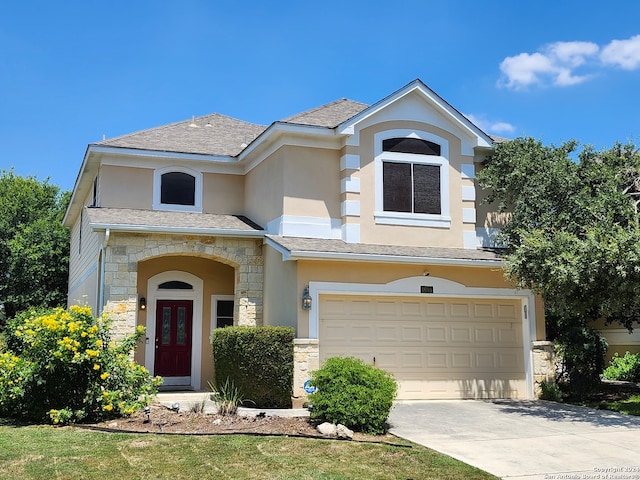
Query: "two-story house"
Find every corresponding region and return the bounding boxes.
[63,79,554,401]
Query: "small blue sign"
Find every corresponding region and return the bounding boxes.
[303,379,317,394]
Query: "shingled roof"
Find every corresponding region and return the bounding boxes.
[96,113,267,157]
[85,207,263,235]
[267,235,503,264]
[95,98,370,157]
[280,98,369,128]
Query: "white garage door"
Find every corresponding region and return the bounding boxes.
[319,294,526,399]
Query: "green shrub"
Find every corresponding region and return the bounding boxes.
[308,356,397,434]
[211,326,294,408]
[603,352,640,382]
[549,317,607,399]
[0,306,162,424]
[537,379,563,402]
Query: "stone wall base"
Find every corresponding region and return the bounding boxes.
[293,338,319,403]
[532,340,556,396]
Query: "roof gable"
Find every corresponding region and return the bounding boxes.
[338,79,494,153]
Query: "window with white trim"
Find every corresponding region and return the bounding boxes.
[153,166,202,212]
[375,130,450,228]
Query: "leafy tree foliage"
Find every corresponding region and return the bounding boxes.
[478,138,640,327]
[477,139,640,395]
[0,170,70,321]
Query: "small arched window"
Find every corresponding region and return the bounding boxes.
[382,138,441,156]
[158,281,193,290]
[161,172,195,206]
[153,167,202,212]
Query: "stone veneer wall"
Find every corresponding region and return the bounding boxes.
[531,340,556,396]
[102,233,264,339]
[292,339,319,406]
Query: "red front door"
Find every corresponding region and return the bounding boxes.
[155,300,193,377]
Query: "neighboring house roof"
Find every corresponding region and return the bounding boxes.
[266,235,503,266]
[85,207,264,236]
[96,113,267,157]
[280,98,369,128]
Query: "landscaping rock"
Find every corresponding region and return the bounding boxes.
[336,424,354,440]
[317,422,337,436]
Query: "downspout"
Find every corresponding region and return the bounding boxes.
[99,228,110,314]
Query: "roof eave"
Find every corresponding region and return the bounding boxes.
[264,238,502,267]
[237,121,340,161]
[89,222,265,238]
[88,144,236,163]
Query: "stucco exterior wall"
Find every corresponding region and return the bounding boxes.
[202,172,245,214]
[244,149,284,228]
[99,165,153,210]
[282,145,341,219]
[262,244,298,330]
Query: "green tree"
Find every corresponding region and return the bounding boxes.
[477,138,640,395]
[0,170,70,321]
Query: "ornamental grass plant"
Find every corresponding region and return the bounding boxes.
[0,305,162,424]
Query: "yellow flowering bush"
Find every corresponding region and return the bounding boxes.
[0,306,162,424]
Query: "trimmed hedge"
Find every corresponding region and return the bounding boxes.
[211,326,294,408]
[308,356,397,434]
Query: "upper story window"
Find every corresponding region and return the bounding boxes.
[161,172,195,206]
[153,166,202,212]
[375,130,450,228]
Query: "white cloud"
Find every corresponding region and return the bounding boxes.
[601,34,640,69]
[498,41,598,89]
[466,114,516,136]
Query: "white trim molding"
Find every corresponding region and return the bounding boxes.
[152,165,203,213]
[340,154,360,171]
[266,215,342,239]
[341,176,361,194]
[341,200,361,217]
[461,164,475,179]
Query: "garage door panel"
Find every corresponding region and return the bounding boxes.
[450,302,471,317]
[426,302,446,317]
[319,295,525,400]
[475,328,495,342]
[450,327,472,342]
[474,303,495,317]
[426,327,446,342]
[401,326,423,341]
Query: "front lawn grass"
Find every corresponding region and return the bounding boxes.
[591,394,640,416]
[0,420,497,480]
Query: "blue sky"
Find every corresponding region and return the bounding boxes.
[1,1,639,192]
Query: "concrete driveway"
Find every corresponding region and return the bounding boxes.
[388,400,640,480]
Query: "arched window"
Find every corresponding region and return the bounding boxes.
[160,172,195,206]
[375,130,451,228]
[158,281,193,290]
[153,167,202,212]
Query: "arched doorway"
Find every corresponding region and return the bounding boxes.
[144,271,203,389]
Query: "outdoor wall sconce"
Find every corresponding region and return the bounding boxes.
[302,285,312,310]
[139,297,146,310]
